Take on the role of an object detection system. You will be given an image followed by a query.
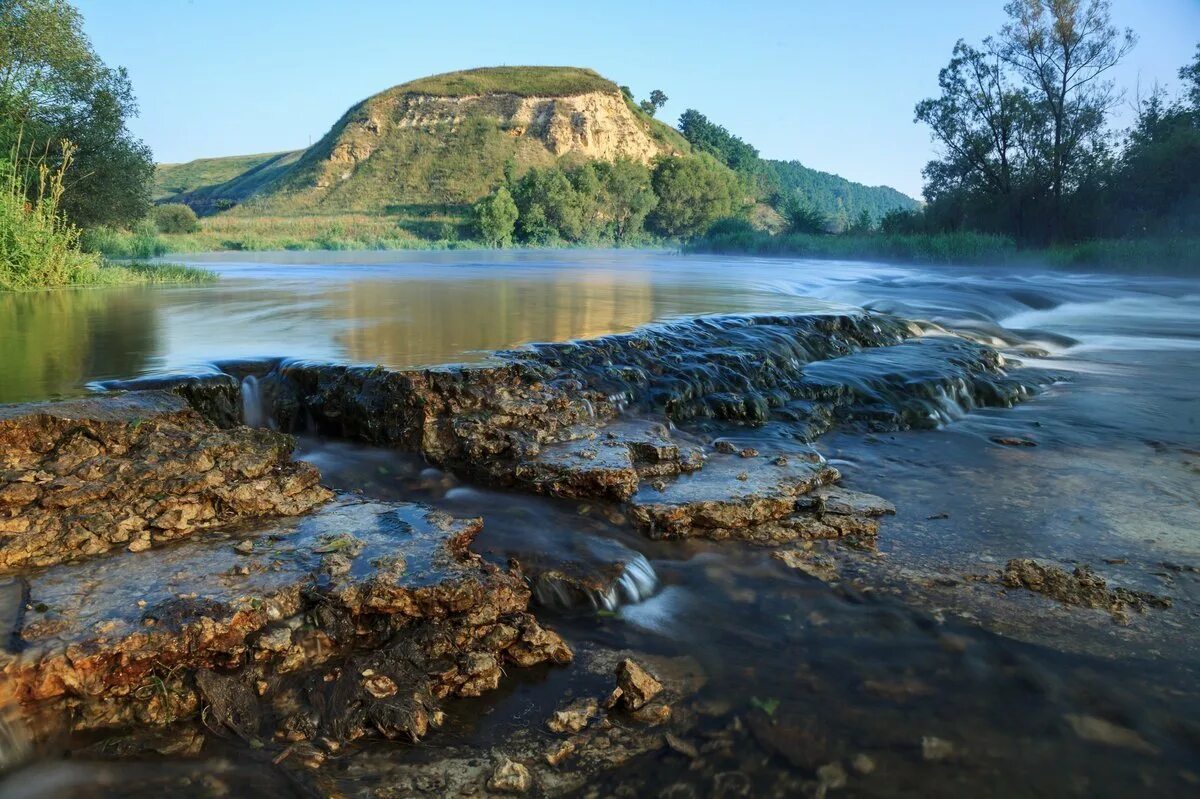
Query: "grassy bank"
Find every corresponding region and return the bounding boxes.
[84,211,478,256]
[685,227,1199,274]
[1,149,216,291]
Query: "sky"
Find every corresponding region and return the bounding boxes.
[74,0,1200,199]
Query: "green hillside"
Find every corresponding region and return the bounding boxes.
[765,159,921,226]
[154,150,304,212]
[149,66,915,243]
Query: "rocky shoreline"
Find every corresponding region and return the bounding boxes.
[3,310,1184,795]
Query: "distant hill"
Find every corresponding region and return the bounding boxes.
[765,160,921,226]
[153,66,916,224]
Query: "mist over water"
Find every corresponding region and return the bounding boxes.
[3,249,1199,796]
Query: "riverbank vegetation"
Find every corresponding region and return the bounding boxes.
[0,0,212,290]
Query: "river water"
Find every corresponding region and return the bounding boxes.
[1,250,1199,796]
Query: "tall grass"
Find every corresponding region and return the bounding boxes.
[1,140,215,291]
[686,227,1017,265]
[0,142,103,290]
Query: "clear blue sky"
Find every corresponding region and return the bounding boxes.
[74,0,1199,199]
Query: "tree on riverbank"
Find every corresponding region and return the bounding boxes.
[0,0,154,229]
[912,0,1190,245]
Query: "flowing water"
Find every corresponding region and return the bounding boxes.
[1,250,1199,796]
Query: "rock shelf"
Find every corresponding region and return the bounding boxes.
[0,391,330,571]
[2,498,570,741]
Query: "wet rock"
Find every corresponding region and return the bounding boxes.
[0,498,570,741]
[488,758,533,793]
[0,391,331,571]
[921,736,955,761]
[1001,559,1171,622]
[773,550,840,583]
[612,658,663,711]
[1064,714,1159,755]
[816,761,848,796]
[547,698,599,734]
[627,453,838,540]
[851,753,876,775]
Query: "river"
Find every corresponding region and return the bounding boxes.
[1,249,1198,797]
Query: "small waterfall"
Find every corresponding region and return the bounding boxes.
[534,553,660,613]
[241,375,266,428]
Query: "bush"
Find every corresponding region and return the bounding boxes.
[153,203,200,234]
[781,198,829,235]
[473,187,518,246]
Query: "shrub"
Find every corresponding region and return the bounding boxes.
[473,187,518,246]
[153,203,200,234]
[780,198,829,235]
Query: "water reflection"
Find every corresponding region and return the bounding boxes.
[3,250,834,404]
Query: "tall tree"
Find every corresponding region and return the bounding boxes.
[994,0,1135,239]
[0,0,154,228]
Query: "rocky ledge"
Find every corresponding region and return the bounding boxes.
[0,391,330,571]
[2,498,570,743]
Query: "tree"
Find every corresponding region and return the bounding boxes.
[994,0,1135,239]
[1106,47,1200,236]
[0,0,154,228]
[595,158,657,241]
[511,167,585,243]
[639,89,668,116]
[648,154,743,237]
[847,209,874,234]
[472,186,518,246]
[153,203,200,234]
[915,0,1137,243]
[780,197,829,235]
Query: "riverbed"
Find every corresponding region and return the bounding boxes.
[1,249,1198,797]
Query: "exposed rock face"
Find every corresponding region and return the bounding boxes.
[0,391,330,571]
[2,498,571,741]
[322,91,668,181]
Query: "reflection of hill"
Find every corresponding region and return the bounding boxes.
[0,289,157,403]
[335,273,656,366]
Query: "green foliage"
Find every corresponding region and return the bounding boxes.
[472,186,518,246]
[648,154,743,237]
[153,203,200,234]
[0,144,208,290]
[639,89,668,117]
[780,198,829,235]
[0,0,154,229]
[915,0,1138,243]
[677,109,760,172]
[687,227,1018,265]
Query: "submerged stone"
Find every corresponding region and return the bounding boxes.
[1000,558,1170,623]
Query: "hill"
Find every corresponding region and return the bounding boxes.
[154,151,303,211]
[155,67,690,216]
[151,66,917,234]
[764,160,921,226]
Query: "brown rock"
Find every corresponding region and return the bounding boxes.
[614,658,663,711]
